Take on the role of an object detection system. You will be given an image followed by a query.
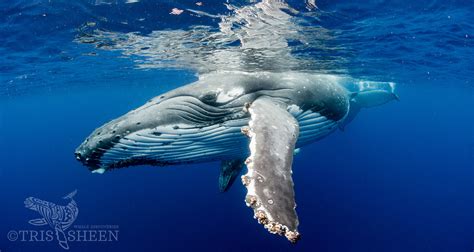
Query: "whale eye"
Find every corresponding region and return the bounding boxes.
[199,91,218,105]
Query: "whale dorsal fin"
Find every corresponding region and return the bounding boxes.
[219,159,245,192]
[29,218,48,226]
[241,97,300,243]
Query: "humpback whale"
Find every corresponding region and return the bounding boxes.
[75,72,397,243]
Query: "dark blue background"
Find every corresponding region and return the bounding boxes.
[1,73,473,252]
[1,0,473,251]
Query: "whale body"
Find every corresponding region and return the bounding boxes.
[75,72,397,242]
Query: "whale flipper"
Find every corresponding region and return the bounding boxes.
[28,218,48,226]
[241,97,300,243]
[219,159,245,192]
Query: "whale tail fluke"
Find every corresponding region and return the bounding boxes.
[55,223,69,250]
[63,190,77,200]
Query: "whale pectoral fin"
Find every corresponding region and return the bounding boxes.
[29,218,48,226]
[241,97,301,243]
[219,159,245,192]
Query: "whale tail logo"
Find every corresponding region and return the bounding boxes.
[63,190,77,200]
[25,190,79,250]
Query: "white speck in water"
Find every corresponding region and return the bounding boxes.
[170,8,184,15]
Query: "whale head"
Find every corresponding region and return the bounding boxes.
[24,197,50,211]
[74,77,255,173]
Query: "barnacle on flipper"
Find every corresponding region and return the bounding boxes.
[241,175,250,186]
[254,210,268,225]
[245,195,258,208]
[243,102,251,113]
[241,126,251,136]
[265,222,284,235]
[285,230,301,243]
[264,220,300,243]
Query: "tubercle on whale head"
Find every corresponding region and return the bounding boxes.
[74,99,167,173]
[74,142,109,174]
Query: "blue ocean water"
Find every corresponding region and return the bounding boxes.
[1,0,473,251]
